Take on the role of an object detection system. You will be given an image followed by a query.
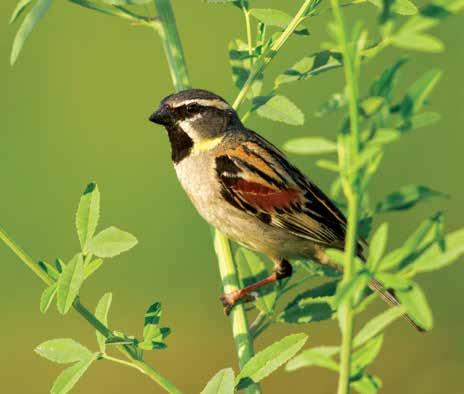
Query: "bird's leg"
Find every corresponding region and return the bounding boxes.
[220,259,293,315]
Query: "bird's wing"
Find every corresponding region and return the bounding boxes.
[215,131,348,247]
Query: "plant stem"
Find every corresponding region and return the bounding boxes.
[0,225,181,394]
[233,0,314,109]
[214,232,261,394]
[153,0,190,92]
[151,1,258,390]
[329,0,361,393]
[241,3,253,59]
[0,225,52,286]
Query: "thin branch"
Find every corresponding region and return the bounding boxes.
[233,0,314,110]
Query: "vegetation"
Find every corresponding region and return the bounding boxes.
[4,0,464,393]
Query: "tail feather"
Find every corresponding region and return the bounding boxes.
[368,278,425,332]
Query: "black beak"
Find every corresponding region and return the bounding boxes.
[149,106,171,126]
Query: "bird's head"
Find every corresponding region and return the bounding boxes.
[149,89,240,162]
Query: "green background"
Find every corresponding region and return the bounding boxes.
[1,1,463,393]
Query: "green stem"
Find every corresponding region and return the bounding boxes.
[0,225,181,394]
[0,226,52,286]
[214,232,260,394]
[329,0,361,393]
[233,0,313,109]
[242,3,253,59]
[151,1,257,390]
[153,0,190,92]
[102,354,140,370]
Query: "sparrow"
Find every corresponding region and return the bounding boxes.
[149,89,422,331]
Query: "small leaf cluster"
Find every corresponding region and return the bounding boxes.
[39,182,137,315]
[34,184,171,393]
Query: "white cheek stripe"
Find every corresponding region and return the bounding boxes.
[172,98,231,110]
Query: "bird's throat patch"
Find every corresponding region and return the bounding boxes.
[191,135,224,155]
[166,126,194,163]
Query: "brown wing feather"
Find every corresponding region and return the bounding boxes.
[215,130,351,248]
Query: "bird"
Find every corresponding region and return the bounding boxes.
[149,88,423,331]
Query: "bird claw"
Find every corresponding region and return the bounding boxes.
[220,290,257,315]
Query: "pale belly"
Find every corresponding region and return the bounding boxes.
[174,154,321,261]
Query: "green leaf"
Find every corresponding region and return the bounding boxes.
[51,353,97,394]
[285,346,339,371]
[316,159,339,172]
[139,302,170,350]
[379,214,438,271]
[375,185,446,213]
[249,9,309,35]
[143,302,162,341]
[392,33,444,53]
[360,97,385,117]
[95,292,112,353]
[353,306,406,348]
[235,248,276,315]
[370,57,407,100]
[40,283,57,314]
[57,254,86,315]
[55,258,65,273]
[275,51,342,86]
[76,182,100,252]
[411,228,464,273]
[278,281,336,324]
[38,260,60,281]
[229,39,262,99]
[87,227,138,258]
[351,335,383,372]
[283,137,337,155]
[10,0,33,24]
[35,339,92,364]
[398,112,441,132]
[10,0,53,66]
[254,95,304,126]
[401,69,443,118]
[352,373,382,394]
[367,223,388,271]
[235,333,308,389]
[368,129,401,146]
[396,282,433,330]
[367,0,418,15]
[201,368,235,394]
[84,258,103,279]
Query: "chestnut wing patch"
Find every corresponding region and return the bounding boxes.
[215,153,345,246]
[233,179,300,211]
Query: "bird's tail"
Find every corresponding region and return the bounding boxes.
[368,278,425,332]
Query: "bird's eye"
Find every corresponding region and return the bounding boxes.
[186,104,200,115]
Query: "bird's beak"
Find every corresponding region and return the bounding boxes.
[149,105,171,126]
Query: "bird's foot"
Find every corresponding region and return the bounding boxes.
[220,290,257,315]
